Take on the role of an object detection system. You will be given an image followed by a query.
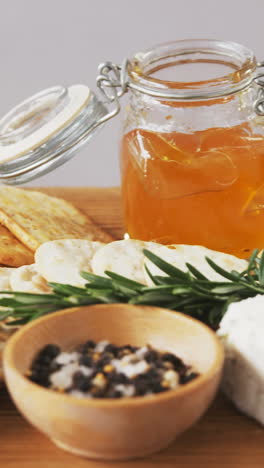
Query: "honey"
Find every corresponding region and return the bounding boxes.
[120,123,264,258]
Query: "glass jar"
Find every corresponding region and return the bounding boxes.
[120,39,264,258]
[1,39,264,258]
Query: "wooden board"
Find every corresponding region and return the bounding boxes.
[1,186,264,468]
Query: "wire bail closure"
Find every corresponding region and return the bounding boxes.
[253,62,264,116]
[96,59,264,121]
[95,61,129,124]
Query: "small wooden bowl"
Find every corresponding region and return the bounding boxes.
[3,304,224,460]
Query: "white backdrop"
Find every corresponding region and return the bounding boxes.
[0,0,263,187]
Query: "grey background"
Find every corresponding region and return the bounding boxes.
[0,0,263,187]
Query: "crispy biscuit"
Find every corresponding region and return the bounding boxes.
[35,239,104,287]
[144,244,248,285]
[91,239,162,284]
[10,264,51,294]
[0,225,34,267]
[0,186,113,251]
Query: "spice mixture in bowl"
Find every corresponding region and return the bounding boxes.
[28,340,199,399]
[3,304,224,460]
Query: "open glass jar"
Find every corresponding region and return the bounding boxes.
[0,39,264,258]
[120,40,264,258]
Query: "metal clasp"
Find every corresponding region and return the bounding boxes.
[253,62,264,116]
[95,61,129,125]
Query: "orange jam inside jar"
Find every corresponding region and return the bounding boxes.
[120,40,264,258]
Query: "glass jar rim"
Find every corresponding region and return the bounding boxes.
[127,39,257,100]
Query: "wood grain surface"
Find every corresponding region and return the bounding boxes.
[1,186,264,468]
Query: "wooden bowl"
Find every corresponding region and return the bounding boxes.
[3,304,224,460]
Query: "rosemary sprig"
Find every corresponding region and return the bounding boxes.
[1,248,264,329]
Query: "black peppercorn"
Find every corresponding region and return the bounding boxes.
[72,371,91,392]
[26,339,199,399]
[162,353,185,370]
[180,372,199,384]
[107,389,122,398]
[79,355,93,367]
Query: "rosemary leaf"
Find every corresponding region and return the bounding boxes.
[81,271,113,288]
[64,296,100,306]
[0,309,13,320]
[186,262,209,280]
[7,319,28,326]
[48,283,87,296]
[205,257,242,281]
[144,264,162,285]
[258,250,264,285]
[0,291,62,303]
[143,249,190,280]
[111,282,139,298]
[247,248,259,273]
[1,247,264,329]
[172,286,195,295]
[130,291,175,305]
[151,276,188,285]
[28,307,59,322]
[210,284,246,294]
[105,271,145,290]
[142,285,176,292]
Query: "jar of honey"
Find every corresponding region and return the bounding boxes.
[0,39,264,258]
[120,40,264,258]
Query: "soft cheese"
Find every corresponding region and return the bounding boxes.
[217,295,264,425]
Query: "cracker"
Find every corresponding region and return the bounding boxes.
[144,244,248,285]
[0,186,113,252]
[35,239,104,287]
[91,239,162,284]
[0,225,34,267]
[10,264,51,294]
[0,266,14,290]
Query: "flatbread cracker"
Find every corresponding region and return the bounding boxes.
[0,187,113,251]
[0,266,14,291]
[35,239,104,287]
[91,239,162,284]
[0,224,34,267]
[10,264,51,294]
[144,244,248,285]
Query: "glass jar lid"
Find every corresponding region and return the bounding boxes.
[0,84,108,184]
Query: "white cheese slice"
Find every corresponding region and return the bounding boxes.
[217,295,264,425]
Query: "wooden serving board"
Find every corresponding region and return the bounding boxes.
[1,187,264,468]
